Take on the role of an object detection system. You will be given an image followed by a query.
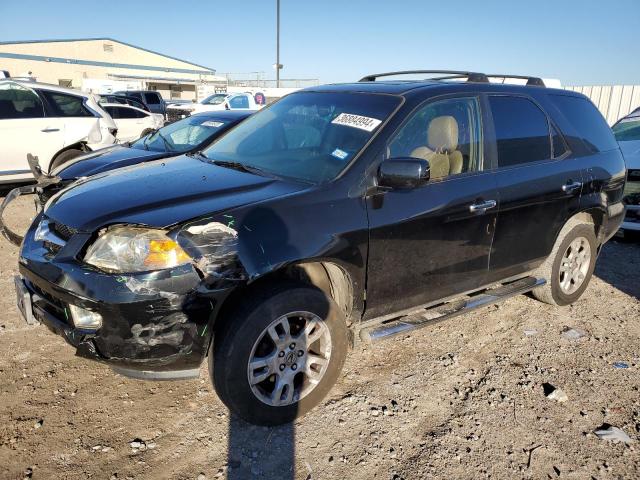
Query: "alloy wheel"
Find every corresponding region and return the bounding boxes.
[247,311,332,407]
[559,236,591,295]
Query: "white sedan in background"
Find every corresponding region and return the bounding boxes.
[0,79,117,181]
[101,103,164,143]
[165,92,260,122]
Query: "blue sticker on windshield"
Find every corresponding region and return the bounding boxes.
[331,148,349,160]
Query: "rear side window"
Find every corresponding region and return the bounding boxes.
[0,82,44,119]
[489,96,551,167]
[549,95,617,153]
[144,92,161,104]
[106,106,146,119]
[41,91,93,117]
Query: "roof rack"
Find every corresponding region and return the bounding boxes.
[358,70,545,87]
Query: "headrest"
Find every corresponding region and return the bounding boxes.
[427,116,458,153]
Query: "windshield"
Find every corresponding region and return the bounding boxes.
[202,94,228,105]
[131,115,231,153]
[613,116,640,142]
[202,92,400,183]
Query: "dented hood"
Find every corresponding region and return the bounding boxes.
[56,145,168,180]
[45,155,307,231]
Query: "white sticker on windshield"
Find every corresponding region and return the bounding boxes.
[201,120,225,128]
[331,148,349,160]
[331,113,382,132]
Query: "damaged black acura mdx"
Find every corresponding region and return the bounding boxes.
[15,71,626,425]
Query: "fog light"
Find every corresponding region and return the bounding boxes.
[68,304,102,330]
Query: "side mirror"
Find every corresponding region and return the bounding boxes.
[378,158,430,190]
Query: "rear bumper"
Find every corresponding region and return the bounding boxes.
[603,201,626,242]
[18,216,233,378]
[621,205,640,231]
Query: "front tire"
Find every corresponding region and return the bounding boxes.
[532,223,597,306]
[211,283,348,425]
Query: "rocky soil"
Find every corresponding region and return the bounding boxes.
[0,193,638,479]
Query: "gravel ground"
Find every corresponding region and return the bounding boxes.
[0,193,638,480]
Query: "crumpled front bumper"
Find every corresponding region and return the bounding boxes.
[18,214,233,379]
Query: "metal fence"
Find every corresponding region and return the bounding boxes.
[565,85,640,125]
[227,78,320,89]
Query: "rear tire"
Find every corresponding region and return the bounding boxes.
[49,148,83,173]
[211,282,348,426]
[532,223,597,306]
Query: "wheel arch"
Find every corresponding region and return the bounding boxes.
[49,142,90,172]
[213,260,358,336]
[569,207,606,246]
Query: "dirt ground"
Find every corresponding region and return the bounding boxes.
[0,193,638,480]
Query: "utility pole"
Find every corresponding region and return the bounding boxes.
[275,0,282,88]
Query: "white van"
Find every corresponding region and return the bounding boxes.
[0,79,117,182]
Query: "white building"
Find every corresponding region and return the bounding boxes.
[0,38,227,101]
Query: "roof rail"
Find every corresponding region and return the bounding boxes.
[485,74,545,87]
[359,70,489,83]
[359,70,545,87]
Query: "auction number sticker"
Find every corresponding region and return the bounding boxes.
[331,113,382,132]
[202,121,225,128]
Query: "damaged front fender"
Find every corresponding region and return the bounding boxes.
[0,154,61,246]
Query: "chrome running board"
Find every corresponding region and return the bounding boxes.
[359,277,545,343]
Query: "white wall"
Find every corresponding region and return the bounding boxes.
[565,85,640,125]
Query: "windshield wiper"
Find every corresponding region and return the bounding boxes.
[210,159,272,177]
[187,150,208,160]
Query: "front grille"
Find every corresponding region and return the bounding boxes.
[26,280,69,325]
[166,109,191,123]
[50,222,77,241]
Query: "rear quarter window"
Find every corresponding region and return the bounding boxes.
[41,91,94,117]
[548,94,617,153]
[488,95,551,167]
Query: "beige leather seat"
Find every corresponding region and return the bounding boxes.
[410,116,463,179]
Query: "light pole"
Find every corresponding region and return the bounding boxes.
[275,0,282,88]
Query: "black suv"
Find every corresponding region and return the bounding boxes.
[14,71,626,425]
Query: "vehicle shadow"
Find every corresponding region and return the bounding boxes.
[594,237,640,300]
[224,205,308,480]
[227,415,295,479]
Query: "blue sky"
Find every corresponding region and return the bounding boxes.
[0,0,638,85]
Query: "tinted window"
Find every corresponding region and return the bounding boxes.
[203,92,401,183]
[41,91,93,117]
[229,95,250,109]
[104,106,120,119]
[489,96,550,167]
[388,96,483,179]
[551,124,569,158]
[549,95,617,153]
[126,99,148,111]
[107,106,146,119]
[144,92,161,104]
[123,92,142,101]
[0,82,44,119]
[612,116,640,142]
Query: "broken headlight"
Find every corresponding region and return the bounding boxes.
[84,226,191,273]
